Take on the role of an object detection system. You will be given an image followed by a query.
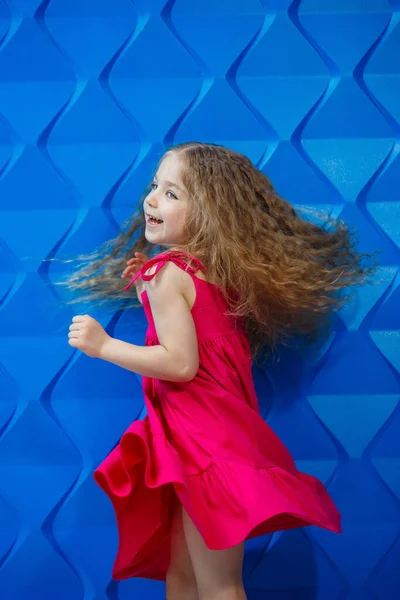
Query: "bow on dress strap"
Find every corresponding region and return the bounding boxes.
[124,251,206,291]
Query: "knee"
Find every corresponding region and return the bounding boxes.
[166,565,197,592]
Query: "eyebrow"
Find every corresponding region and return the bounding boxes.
[154,176,185,194]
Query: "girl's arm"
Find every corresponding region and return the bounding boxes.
[100,261,199,382]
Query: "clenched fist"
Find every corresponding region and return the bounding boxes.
[68,315,111,358]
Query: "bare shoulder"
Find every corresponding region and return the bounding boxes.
[144,260,190,296]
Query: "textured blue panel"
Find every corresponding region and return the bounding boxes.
[0,0,399,599]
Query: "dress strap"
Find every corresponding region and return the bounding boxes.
[124,250,207,291]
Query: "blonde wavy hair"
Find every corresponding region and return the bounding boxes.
[57,142,378,360]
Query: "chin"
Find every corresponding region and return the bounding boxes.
[145,231,161,244]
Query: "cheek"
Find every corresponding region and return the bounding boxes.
[176,214,188,234]
[166,207,187,228]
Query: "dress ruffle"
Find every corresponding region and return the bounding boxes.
[94,419,341,581]
[94,418,183,581]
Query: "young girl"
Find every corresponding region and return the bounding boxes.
[66,142,375,600]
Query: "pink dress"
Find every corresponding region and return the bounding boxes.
[94,250,342,581]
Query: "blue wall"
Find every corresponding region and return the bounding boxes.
[0,0,399,598]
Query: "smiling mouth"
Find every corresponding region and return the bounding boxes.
[146,214,163,226]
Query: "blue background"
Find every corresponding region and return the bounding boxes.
[0,0,399,598]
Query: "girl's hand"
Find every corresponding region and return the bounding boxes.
[121,252,149,281]
[122,252,149,301]
[68,315,111,359]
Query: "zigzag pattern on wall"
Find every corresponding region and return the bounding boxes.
[0,0,399,598]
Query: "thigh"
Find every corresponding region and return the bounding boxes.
[182,507,245,592]
[168,503,196,580]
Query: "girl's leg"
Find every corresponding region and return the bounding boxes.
[182,507,247,600]
[166,503,199,600]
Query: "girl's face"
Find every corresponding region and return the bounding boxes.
[143,153,189,248]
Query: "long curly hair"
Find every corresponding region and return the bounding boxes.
[57,142,378,360]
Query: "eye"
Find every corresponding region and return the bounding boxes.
[149,182,158,192]
[167,190,178,200]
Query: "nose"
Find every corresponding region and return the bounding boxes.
[146,188,158,210]
[145,198,157,214]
